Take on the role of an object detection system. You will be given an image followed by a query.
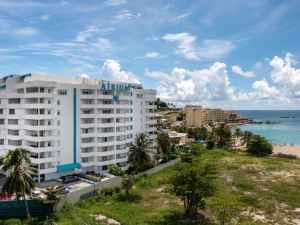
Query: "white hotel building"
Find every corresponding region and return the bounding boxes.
[0,74,157,182]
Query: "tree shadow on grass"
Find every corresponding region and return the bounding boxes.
[116,193,143,203]
[147,211,214,225]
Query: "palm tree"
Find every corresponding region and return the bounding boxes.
[0,148,37,217]
[241,131,253,146]
[234,128,242,140]
[215,123,232,147]
[128,133,152,173]
[122,175,134,195]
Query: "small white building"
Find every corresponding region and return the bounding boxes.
[0,74,157,181]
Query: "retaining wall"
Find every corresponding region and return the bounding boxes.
[55,158,179,210]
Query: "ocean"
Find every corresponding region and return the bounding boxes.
[236,110,300,146]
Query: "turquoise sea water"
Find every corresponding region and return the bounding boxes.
[236,110,300,146]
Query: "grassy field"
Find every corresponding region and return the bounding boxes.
[55,148,300,225]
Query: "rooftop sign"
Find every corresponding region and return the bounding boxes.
[100,82,130,91]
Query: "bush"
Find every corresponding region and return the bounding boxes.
[277,153,297,159]
[100,188,114,196]
[108,165,124,177]
[246,135,273,156]
[206,140,214,150]
[1,219,22,225]
[77,173,101,182]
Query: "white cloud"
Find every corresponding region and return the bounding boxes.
[169,12,192,23]
[162,32,199,60]
[16,27,39,36]
[146,62,235,103]
[162,32,234,60]
[104,0,126,6]
[270,52,300,98]
[40,14,50,21]
[143,52,160,59]
[76,25,98,42]
[101,59,140,84]
[114,10,141,21]
[232,65,255,78]
[80,73,90,79]
[198,40,234,59]
[252,79,280,99]
[92,38,112,50]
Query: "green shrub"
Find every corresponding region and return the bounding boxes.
[100,188,114,196]
[206,140,214,150]
[77,173,101,182]
[246,135,273,156]
[114,186,121,193]
[108,165,124,176]
[277,153,297,159]
[1,219,22,225]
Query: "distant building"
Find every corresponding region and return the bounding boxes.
[185,105,230,127]
[185,105,203,127]
[168,131,191,146]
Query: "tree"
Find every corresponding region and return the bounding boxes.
[215,123,232,147]
[157,132,172,155]
[233,128,242,140]
[122,175,134,195]
[42,186,62,205]
[0,148,37,217]
[128,133,152,173]
[241,131,253,146]
[246,135,273,156]
[208,193,239,225]
[108,164,124,176]
[168,162,217,219]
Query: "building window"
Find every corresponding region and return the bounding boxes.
[57,100,60,105]
[57,110,60,116]
[58,90,67,95]
[0,139,4,145]
[0,109,3,114]
[136,94,143,98]
[9,109,15,115]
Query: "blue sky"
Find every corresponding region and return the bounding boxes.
[0,0,300,109]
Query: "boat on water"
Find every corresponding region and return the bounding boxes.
[280,116,290,118]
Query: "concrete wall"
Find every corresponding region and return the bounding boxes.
[55,158,179,210]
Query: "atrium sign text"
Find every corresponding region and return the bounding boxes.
[100,82,130,91]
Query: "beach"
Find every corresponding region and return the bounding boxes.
[232,141,300,158]
[272,145,300,158]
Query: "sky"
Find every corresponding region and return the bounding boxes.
[0,0,300,110]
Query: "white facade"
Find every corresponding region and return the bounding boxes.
[0,74,157,181]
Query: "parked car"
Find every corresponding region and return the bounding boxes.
[62,176,80,184]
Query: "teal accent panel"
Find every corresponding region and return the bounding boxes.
[0,84,6,89]
[57,163,81,172]
[113,95,119,102]
[73,88,77,163]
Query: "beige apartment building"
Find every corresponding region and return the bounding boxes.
[185,105,229,127]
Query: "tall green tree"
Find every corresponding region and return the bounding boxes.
[128,133,152,172]
[0,148,37,217]
[246,135,273,156]
[169,162,217,218]
[233,128,242,140]
[157,132,172,155]
[241,131,253,146]
[215,123,232,147]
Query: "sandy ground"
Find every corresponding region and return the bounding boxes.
[233,141,300,158]
[272,145,300,158]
